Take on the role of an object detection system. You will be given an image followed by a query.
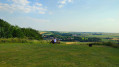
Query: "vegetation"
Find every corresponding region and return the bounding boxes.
[0,18,119,67]
[91,42,119,48]
[0,38,28,43]
[40,31,119,48]
[42,31,101,42]
[0,38,52,45]
[0,43,119,67]
[0,19,42,40]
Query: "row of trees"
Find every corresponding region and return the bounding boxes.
[59,36,101,42]
[0,19,42,40]
[44,34,101,42]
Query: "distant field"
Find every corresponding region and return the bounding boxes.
[111,38,119,40]
[39,31,53,35]
[65,42,93,45]
[0,43,119,67]
[40,32,47,34]
[86,33,119,38]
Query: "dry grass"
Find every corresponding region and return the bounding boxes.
[40,32,47,34]
[110,38,119,40]
[66,42,78,45]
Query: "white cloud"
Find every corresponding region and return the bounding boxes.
[35,3,42,7]
[39,11,45,14]
[0,0,47,14]
[11,0,29,6]
[68,0,73,2]
[58,5,64,8]
[60,0,67,4]
[58,0,73,8]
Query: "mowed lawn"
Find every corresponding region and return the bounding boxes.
[0,43,119,67]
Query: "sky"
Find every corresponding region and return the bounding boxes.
[0,0,119,33]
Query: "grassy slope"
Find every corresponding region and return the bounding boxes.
[0,43,119,67]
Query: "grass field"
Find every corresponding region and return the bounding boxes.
[0,43,119,67]
[86,33,119,38]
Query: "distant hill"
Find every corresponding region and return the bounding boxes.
[0,19,42,40]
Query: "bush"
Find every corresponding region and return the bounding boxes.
[102,42,119,48]
[0,38,28,43]
[90,42,102,45]
[91,42,119,48]
[0,19,42,40]
[0,38,51,44]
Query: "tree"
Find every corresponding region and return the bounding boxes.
[0,19,42,40]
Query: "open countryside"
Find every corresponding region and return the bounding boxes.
[0,19,119,67]
[0,0,119,67]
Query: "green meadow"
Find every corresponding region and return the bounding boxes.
[0,43,119,67]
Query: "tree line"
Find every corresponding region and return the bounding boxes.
[0,19,42,40]
[43,32,101,42]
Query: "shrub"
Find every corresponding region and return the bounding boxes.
[0,38,29,43]
[90,42,119,48]
[102,42,119,48]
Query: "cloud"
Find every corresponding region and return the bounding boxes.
[39,11,45,14]
[58,5,64,8]
[68,0,73,2]
[60,0,67,4]
[35,3,42,7]
[0,0,47,14]
[11,0,29,6]
[58,0,73,8]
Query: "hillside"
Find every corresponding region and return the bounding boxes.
[0,43,119,67]
[0,19,42,40]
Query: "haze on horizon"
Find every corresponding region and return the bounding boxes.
[0,0,119,33]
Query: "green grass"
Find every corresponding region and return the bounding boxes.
[86,33,119,43]
[86,33,119,38]
[0,43,119,67]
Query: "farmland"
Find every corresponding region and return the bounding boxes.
[0,19,119,67]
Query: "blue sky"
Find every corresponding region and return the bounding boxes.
[0,0,119,33]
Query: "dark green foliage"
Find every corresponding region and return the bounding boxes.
[87,37,101,42]
[12,26,24,38]
[21,28,42,40]
[102,42,119,48]
[44,32,101,42]
[0,19,12,38]
[0,19,42,40]
[90,42,119,48]
[0,38,28,43]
